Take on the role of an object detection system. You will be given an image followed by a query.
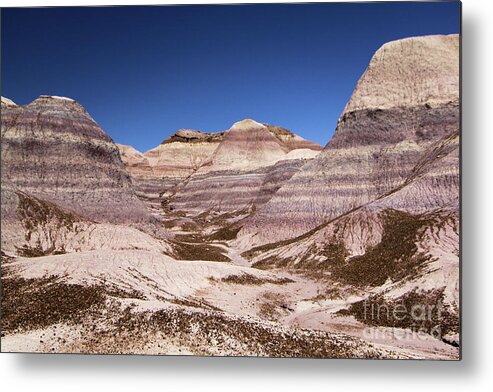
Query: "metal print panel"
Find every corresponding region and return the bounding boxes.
[0,2,461,359]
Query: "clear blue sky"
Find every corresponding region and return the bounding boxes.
[1,2,460,152]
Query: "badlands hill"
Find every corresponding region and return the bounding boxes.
[118,119,322,219]
[1,95,164,257]
[1,95,149,224]
[240,34,459,246]
[237,34,460,346]
[169,119,321,215]
[117,129,224,211]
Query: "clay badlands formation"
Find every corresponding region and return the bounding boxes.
[1,34,459,359]
[118,119,321,215]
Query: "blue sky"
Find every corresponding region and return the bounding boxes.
[1,2,460,152]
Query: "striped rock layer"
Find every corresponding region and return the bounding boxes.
[168,119,322,214]
[118,130,224,210]
[239,34,460,248]
[1,95,149,225]
[119,120,322,215]
[238,35,460,335]
[242,133,459,330]
[243,130,459,266]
